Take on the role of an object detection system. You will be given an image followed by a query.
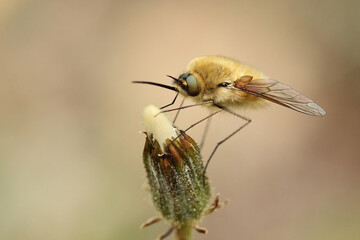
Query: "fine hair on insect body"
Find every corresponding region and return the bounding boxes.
[133,56,326,182]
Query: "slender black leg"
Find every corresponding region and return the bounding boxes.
[157,100,214,115]
[199,115,212,150]
[202,105,251,184]
[166,109,223,147]
[160,92,179,110]
[172,98,185,124]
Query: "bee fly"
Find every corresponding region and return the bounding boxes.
[133,56,326,179]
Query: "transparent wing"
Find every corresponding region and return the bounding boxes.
[234,78,326,116]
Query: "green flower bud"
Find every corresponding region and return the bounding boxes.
[142,105,211,225]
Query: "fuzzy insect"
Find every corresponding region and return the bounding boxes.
[133,56,326,176]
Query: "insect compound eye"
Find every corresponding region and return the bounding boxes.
[178,73,200,96]
[179,73,189,79]
[185,74,200,96]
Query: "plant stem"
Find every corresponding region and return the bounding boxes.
[175,221,194,240]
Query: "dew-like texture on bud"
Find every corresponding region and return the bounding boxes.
[142,105,211,224]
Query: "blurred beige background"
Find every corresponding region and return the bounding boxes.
[1,0,359,240]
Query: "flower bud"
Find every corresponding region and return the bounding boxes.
[142,105,211,224]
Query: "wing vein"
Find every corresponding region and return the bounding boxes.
[234,78,326,116]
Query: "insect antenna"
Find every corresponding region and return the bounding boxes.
[166,75,181,84]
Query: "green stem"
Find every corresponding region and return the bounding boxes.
[175,221,194,240]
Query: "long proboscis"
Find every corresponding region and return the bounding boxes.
[132,81,178,92]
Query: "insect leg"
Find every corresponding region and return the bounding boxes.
[166,109,222,147]
[203,105,251,184]
[160,92,179,109]
[172,97,185,124]
[199,114,212,150]
[157,100,214,116]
